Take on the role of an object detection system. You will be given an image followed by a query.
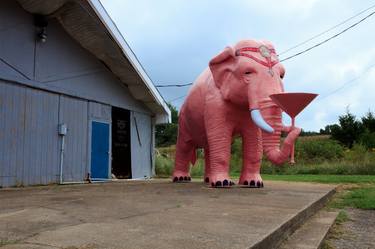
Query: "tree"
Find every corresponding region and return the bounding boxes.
[361,111,375,133]
[320,124,340,135]
[359,111,375,149]
[155,103,179,147]
[331,109,364,148]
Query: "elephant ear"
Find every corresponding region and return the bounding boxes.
[209,46,236,90]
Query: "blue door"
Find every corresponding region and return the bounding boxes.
[91,121,110,179]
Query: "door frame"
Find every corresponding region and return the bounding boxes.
[88,119,112,181]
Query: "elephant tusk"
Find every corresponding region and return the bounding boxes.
[250,109,274,133]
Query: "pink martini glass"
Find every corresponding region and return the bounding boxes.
[269,92,318,164]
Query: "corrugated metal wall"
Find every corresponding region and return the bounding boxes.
[0,82,26,187]
[0,1,157,187]
[0,82,60,186]
[131,111,152,179]
[23,88,60,185]
[59,96,88,182]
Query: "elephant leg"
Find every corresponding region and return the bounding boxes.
[204,147,211,183]
[239,125,264,188]
[205,125,235,187]
[172,138,194,182]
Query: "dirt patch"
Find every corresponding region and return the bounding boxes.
[324,208,375,249]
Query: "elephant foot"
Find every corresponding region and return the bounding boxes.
[172,171,191,183]
[209,174,235,188]
[239,173,264,188]
[204,176,210,183]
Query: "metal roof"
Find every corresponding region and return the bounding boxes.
[17,0,171,123]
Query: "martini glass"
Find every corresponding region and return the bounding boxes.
[269,92,318,164]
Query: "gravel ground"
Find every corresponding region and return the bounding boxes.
[325,208,375,249]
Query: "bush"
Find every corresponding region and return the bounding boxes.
[155,136,375,178]
[155,154,173,177]
[295,138,345,163]
[359,131,375,150]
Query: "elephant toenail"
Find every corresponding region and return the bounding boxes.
[243,180,248,185]
[223,180,229,186]
[205,177,209,183]
[187,177,191,181]
[184,176,188,181]
[179,176,183,181]
[211,182,215,187]
[261,182,264,188]
[250,180,255,187]
[257,181,261,187]
[173,177,178,182]
[230,181,235,186]
[215,181,222,187]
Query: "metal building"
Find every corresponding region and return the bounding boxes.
[0,0,171,187]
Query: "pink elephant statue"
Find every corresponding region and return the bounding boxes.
[172,39,301,187]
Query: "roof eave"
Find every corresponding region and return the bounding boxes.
[87,0,171,124]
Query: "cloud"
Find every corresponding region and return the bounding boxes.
[101,0,375,131]
[239,0,321,18]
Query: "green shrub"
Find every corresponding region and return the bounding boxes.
[359,131,375,150]
[295,138,344,163]
[155,154,173,177]
[155,135,375,178]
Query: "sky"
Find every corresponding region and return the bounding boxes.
[100,0,375,131]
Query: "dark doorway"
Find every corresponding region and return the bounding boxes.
[112,107,131,178]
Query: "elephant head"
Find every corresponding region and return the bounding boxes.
[209,39,300,165]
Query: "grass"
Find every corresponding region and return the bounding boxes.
[329,186,375,210]
[156,136,375,210]
[335,210,350,224]
[259,174,375,184]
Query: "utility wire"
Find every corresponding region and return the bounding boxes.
[155,83,193,87]
[159,6,375,88]
[170,63,375,103]
[280,10,375,62]
[279,3,375,56]
[317,62,375,101]
[168,94,187,103]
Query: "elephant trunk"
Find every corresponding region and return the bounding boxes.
[258,99,299,165]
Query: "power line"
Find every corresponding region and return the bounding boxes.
[280,10,375,62]
[158,6,375,88]
[317,62,375,101]
[155,83,193,87]
[279,3,375,56]
[168,94,187,103]
[169,63,375,104]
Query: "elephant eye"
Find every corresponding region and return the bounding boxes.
[244,71,252,75]
[280,72,285,79]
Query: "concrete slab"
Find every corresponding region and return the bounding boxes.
[280,210,338,249]
[0,180,336,249]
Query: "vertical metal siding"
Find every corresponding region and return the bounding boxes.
[131,111,152,179]
[59,96,88,182]
[0,82,60,187]
[23,88,60,186]
[0,82,26,187]
[88,102,111,121]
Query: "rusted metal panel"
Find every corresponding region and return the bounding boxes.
[59,95,88,182]
[131,111,152,179]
